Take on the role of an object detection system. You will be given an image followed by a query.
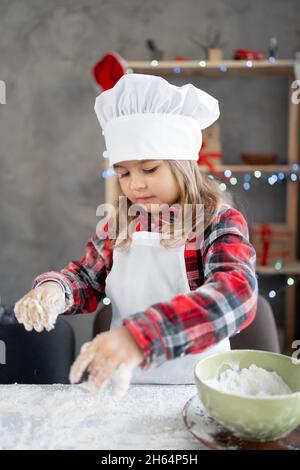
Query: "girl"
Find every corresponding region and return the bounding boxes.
[14,74,258,394]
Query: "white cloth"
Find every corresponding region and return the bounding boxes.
[105,231,230,384]
[94,73,220,166]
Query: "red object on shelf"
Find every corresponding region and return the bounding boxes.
[197,138,222,173]
[92,52,127,91]
[234,49,264,60]
[250,223,291,266]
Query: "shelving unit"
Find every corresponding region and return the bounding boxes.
[104,59,299,353]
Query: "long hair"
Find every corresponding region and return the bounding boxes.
[104,160,231,251]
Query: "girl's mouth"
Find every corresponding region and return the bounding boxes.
[136,196,154,202]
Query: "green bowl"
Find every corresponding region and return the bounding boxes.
[194,349,300,442]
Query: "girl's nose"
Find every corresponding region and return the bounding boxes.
[130,175,147,191]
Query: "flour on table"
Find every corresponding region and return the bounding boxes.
[205,364,292,396]
[0,384,200,450]
[82,361,140,398]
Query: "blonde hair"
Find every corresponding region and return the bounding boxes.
[107,160,230,251]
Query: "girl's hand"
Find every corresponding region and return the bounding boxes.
[14,282,66,332]
[69,326,145,397]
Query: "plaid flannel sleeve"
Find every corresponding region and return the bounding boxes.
[32,234,113,315]
[123,206,258,370]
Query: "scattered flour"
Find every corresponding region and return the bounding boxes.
[205,364,292,396]
[0,384,201,450]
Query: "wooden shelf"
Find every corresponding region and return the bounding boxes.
[256,261,300,275]
[126,60,296,77]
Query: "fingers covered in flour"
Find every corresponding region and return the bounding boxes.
[69,327,145,397]
[111,361,136,399]
[69,340,98,384]
[13,282,65,332]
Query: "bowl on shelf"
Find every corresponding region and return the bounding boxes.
[194,349,300,442]
[241,153,278,165]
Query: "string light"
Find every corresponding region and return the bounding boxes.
[268,290,276,298]
[102,297,111,306]
[202,166,299,190]
[268,175,276,185]
[102,167,115,179]
[99,163,300,184]
[127,57,292,78]
[255,261,299,301]
[274,260,283,270]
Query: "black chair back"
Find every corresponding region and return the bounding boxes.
[0,305,75,384]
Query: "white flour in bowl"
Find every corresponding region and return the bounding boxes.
[205,364,292,396]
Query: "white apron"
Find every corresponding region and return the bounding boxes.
[105,230,230,384]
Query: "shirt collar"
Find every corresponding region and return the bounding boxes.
[135,204,180,232]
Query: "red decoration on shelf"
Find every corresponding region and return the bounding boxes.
[251,223,291,267]
[197,138,222,173]
[260,223,273,266]
[234,49,264,60]
[173,57,189,61]
[92,52,127,91]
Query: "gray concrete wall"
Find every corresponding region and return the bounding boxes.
[0,0,299,353]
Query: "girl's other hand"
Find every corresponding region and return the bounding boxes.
[69,326,145,398]
[14,282,66,332]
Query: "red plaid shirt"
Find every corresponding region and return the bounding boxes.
[32,204,258,369]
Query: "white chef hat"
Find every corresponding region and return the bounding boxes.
[94,73,220,166]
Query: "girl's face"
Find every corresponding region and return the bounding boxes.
[113,159,180,210]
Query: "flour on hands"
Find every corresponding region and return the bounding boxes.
[14,283,66,332]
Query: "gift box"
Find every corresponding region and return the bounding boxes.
[250,223,291,267]
[197,122,223,172]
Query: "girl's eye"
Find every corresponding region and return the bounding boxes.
[144,167,158,174]
[118,167,158,178]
